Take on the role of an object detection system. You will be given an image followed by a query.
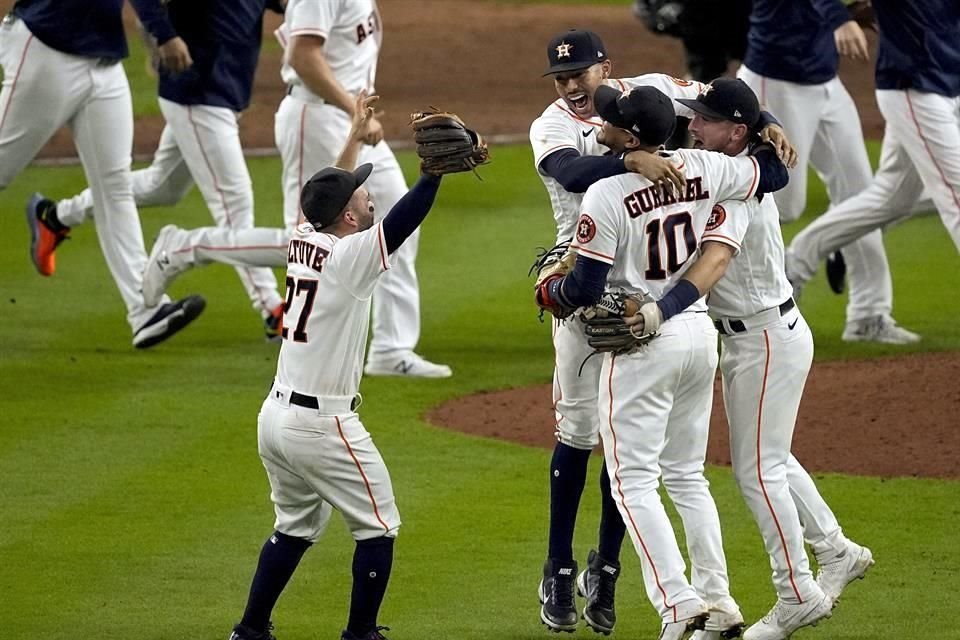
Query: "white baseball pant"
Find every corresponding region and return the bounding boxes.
[57,102,284,316]
[737,66,894,324]
[598,312,733,623]
[0,16,170,331]
[258,382,401,542]
[552,316,602,450]
[788,90,960,276]
[275,94,421,360]
[720,306,852,602]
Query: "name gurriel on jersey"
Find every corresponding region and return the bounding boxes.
[288,238,329,271]
[623,176,710,218]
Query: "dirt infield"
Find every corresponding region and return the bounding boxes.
[428,352,960,479]
[25,1,883,159]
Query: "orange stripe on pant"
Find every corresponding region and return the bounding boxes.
[335,416,390,534]
[756,330,803,602]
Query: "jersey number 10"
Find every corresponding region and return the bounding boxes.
[644,212,697,280]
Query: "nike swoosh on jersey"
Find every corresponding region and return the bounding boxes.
[788,318,799,330]
[582,129,593,137]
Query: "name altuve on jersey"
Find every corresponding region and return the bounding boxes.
[624,176,710,217]
[288,238,329,271]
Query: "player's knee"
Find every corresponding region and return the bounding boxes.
[272,530,313,552]
[556,420,599,451]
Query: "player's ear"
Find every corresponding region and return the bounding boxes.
[600,59,612,79]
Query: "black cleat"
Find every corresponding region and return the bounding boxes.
[341,626,390,640]
[132,295,206,349]
[228,622,276,640]
[538,558,579,632]
[576,549,620,635]
[825,251,846,294]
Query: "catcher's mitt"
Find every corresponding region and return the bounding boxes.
[581,290,659,355]
[410,109,490,176]
[530,240,578,321]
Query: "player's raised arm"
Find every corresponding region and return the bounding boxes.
[335,93,379,172]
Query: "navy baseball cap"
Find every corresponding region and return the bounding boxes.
[676,78,760,127]
[300,163,374,228]
[594,84,677,146]
[543,29,608,76]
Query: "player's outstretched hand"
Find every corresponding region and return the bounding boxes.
[761,124,798,169]
[835,20,869,61]
[158,37,193,73]
[349,92,382,143]
[625,150,685,195]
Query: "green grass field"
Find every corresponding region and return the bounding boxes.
[1,143,957,639]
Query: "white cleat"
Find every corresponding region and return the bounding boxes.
[743,591,832,640]
[816,542,875,602]
[364,352,452,378]
[142,224,190,307]
[842,315,921,345]
[660,600,709,640]
[692,603,745,639]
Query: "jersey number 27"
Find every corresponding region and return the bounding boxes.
[283,276,318,342]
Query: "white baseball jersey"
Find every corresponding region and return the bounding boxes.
[279,0,381,94]
[276,222,395,397]
[571,149,760,310]
[529,75,706,243]
[704,194,794,318]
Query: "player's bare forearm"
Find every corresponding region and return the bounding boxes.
[289,36,355,114]
[682,241,735,295]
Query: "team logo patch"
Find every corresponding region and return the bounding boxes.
[670,77,694,86]
[706,204,726,231]
[576,214,596,243]
[556,42,573,58]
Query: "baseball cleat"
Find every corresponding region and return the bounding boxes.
[841,315,920,345]
[132,295,206,349]
[539,558,579,632]
[340,625,390,640]
[576,549,620,635]
[692,602,745,639]
[659,607,709,640]
[264,303,284,343]
[142,224,189,308]
[228,622,276,640]
[26,193,69,277]
[825,251,846,294]
[815,542,874,602]
[364,352,452,378]
[742,590,832,640]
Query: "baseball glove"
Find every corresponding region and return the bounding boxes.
[581,290,659,354]
[846,0,877,31]
[410,109,490,176]
[530,240,578,321]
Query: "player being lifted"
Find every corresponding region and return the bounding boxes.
[530,28,795,636]
[535,84,790,640]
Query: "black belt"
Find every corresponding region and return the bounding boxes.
[714,298,795,335]
[289,390,359,412]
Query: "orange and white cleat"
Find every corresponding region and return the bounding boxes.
[26,193,70,276]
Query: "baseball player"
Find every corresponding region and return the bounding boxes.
[786,0,960,290]
[6,0,205,349]
[536,83,790,640]
[646,78,874,640]
[530,29,793,635]
[228,97,445,640]
[736,0,919,344]
[30,0,288,340]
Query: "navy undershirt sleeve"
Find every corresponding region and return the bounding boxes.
[381,174,442,254]
[656,279,702,320]
[752,147,790,195]
[755,110,781,131]
[129,0,177,45]
[557,255,611,309]
[540,149,628,194]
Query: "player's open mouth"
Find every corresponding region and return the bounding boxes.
[568,93,589,110]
